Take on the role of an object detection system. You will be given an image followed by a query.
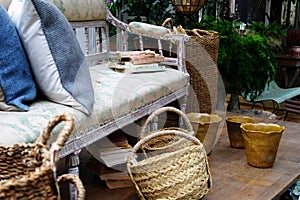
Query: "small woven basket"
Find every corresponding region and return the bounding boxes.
[0,113,85,200]
[127,129,212,200]
[139,107,195,156]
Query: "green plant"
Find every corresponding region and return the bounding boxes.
[193,19,284,110]
[124,0,175,25]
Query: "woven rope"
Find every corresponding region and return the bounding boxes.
[139,107,195,155]
[0,113,85,200]
[57,174,86,200]
[127,130,211,200]
[139,106,194,138]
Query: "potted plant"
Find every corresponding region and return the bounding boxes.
[194,19,284,111]
[286,29,300,56]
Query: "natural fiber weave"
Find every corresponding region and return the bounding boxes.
[162,18,220,114]
[139,107,195,155]
[184,29,219,114]
[186,29,219,64]
[0,113,85,200]
[185,37,219,114]
[127,130,211,200]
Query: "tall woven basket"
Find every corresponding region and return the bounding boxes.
[185,29,219,64]
[0,113,85,200]
[127,107,212,199]
[162,18,220,114]
[185,29,220,114]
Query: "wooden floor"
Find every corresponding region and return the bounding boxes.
[60,96,300,200]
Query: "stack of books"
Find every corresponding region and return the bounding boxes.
[86,131,134,189]
[87,156,133,189]
[109,50,166,73]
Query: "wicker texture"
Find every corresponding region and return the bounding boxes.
[0,113,85,200]
[162,18,220,114]
[127,130,211,200]
[186,29,219,64]
[186,38,219,114]
[128,107,211,199]
[139,107,195,155]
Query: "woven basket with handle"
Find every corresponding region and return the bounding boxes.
[0,113,85,200]
[139,106,195,156]
[127,129,211,200]
[185,29,219,64]
[161,18,219,114]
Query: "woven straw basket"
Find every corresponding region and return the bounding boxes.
[0,113,85,200]
[128,107,211,199]
[185,29,219,64]
[185,30,220,114]
[162,18,220,114]
[127,130,211,200]
[139,107,195,156]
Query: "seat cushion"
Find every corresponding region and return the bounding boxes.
[0,64,189,145]
[0,5,36,111]
[8,0,94,115]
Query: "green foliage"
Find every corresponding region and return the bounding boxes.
[193,19,284,101]
[124,0,175,25]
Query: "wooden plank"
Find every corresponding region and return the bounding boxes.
[285,99,300,114]
[203,113,300,200]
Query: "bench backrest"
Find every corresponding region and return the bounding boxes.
[1,0,106,21]
[1,0,189,72]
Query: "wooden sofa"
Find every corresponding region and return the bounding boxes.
[0,0,190,193]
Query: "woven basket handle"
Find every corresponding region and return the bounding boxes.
[192,29,216,38]
[128,129,201,163]
[57,174,85,200]
[140,107,193,138]
[36,113,74,152]
[161,18,174,31]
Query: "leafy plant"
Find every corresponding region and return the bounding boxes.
[123,0,175,25]
[191,18,284,110]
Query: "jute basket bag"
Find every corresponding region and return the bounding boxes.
[139,107,195,156]
[127,129,212,200]
[0,113,85,200]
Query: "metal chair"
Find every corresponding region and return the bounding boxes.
[242,80,300,114]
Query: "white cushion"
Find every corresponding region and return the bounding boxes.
[8,0,94,115]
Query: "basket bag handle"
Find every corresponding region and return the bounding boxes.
[35,113,74,155]
[190,29,218,39]
[139,106,194,138]
[35,113,85,200]
[57,174,85,200]
[131,129,201,157]
[161,18,174,31]
[36,112,74,166]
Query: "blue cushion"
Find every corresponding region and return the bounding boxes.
[0,5,36,111]
[8,0,94,115]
